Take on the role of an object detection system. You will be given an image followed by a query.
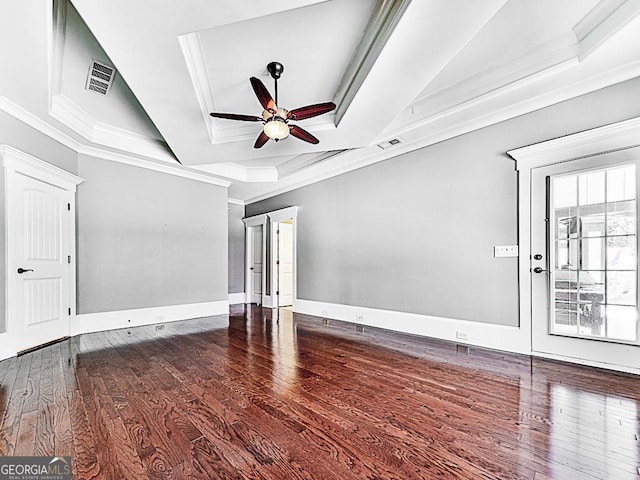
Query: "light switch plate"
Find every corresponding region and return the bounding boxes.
[494,245,519,257]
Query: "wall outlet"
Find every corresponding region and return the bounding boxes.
[155,324,165,331]
[321,310,328,317]
[494,245,519,258]
[356,315,364,322]
[456,331,468,341]
[155,315,165,323]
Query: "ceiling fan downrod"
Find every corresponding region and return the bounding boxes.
[267,61,284,106]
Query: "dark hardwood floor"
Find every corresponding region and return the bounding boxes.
[1,305,640,479]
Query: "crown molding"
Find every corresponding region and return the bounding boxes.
[574,0,640,60]
[508,116,640,170]
[193,162,278,182]
[0,94,231,187]
[50,94,177,164]
[228,197,244,206]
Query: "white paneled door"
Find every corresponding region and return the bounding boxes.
[531,151,640,370]
[9,172,73,352]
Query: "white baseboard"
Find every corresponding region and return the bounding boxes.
[0,332,14,362]
[228,292,246,305]
[71,300,229,336]
[294,299,530,355]
[532,350,640,376]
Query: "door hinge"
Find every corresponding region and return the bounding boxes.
[68,203,71,211]
[276,260,280,265]
[276,290,279,295]
[68,307,71,315]
[68,255,71,264]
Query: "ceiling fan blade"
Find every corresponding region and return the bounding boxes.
[289,125,319,144]
[250,77,276,113]
[254,131,270,149]
[210,112,263,122]
[287,102,336,121]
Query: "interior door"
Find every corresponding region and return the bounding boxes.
[9,172,72,352]
[277,222,294,307]
[531,151,640,369]
[248,225,263,304]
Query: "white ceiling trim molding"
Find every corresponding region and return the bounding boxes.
[276,150,347,179]
[50,94,176,164]
[228,197,244,206]
[0,94,231,188]
[574,0,640,60]
[178,32,216,144]
[194,162,278,183]
[48,0,66,108]
[507,116,640,171]
[333,0,412,125]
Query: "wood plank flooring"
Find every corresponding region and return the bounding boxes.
[1,304,640,479]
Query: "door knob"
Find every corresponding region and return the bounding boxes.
[17,268,34,274]
[532,267,547,274]
[533,254,543,260]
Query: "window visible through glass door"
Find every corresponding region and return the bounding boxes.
[551,163,637,343]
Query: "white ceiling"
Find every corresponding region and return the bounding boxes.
[1,0,640,202]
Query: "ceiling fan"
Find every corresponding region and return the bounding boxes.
[210,62,336,149]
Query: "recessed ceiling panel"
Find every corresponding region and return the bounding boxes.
[199,0,377,118]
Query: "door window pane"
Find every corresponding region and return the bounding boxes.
[551,164,638,343]
[579,170,605,205]
[607,165,635,202]
[607,271,636,306]
[607,200,636,236]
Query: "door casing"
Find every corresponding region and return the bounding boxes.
[510,116,640,374]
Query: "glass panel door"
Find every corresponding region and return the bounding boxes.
[550,164,637,343]
[530,149,640,371]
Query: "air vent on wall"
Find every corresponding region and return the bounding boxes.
[85,59,115,95]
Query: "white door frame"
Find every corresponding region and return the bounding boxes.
[267,207,298,309]
[1,145,84,360]
[509,116,640,374]
[243,213,267,306]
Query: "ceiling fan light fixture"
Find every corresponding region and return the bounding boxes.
[264,116,289,140]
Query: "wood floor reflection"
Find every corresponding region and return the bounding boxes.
[1,304,639,479]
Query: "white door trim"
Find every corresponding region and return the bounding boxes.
[243,214,267,305]
[1,145,84,358]
[509,116,640,373]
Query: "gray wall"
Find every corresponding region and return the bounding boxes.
[0,111,78,333]
[247,76,640,327]
[76,154,228,313]
[228,203,245,294]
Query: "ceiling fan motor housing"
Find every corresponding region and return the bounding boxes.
[267,61,284,79]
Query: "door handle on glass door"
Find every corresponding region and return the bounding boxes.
[532,267,547,274]
[17,268,34,274]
